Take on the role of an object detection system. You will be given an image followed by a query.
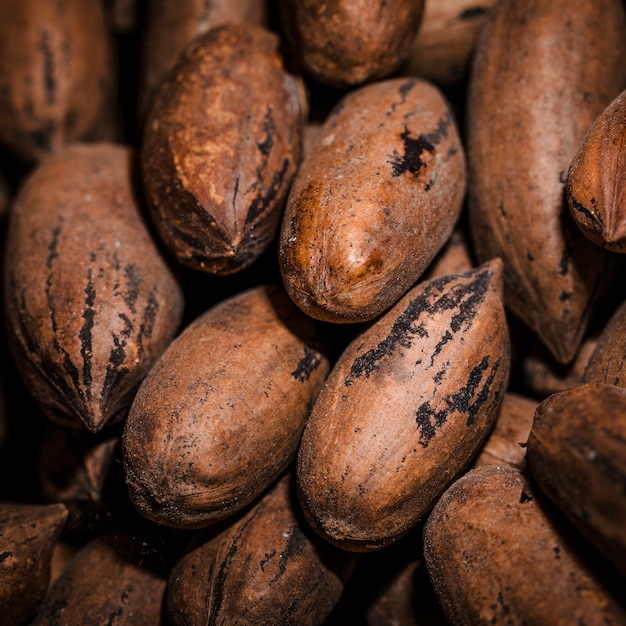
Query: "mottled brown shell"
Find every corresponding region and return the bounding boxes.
[30,530,167,626]
[3,143,184,432]
[280,77,466,323]
[0,0,114,163]
[297,259,509,551]
[167,474,351,625]
[467,0,626,364]
[138,0,268,118]
[142,23,305,275]
[279,0,424,88]
[527,382,626,578]
[0,502,68,625]
[123,285,330,529]
[472,391,537,470]
[423,466,626,625]
[567,88,626,252]
[403,0,496,85]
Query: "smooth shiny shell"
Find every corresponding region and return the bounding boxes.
[123,285,330,529]
[297,259,509,551]
[280,77,466,323]
[4,143,184,432]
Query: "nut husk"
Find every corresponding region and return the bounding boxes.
[3,143,184,432]
[297,259,509,551]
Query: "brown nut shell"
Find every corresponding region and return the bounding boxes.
[527,382,626,578]
[423,465,626,625]
[297,259,509,551]
[0,502,68,625]
[567,88,626,252]
[278,0,425,88]
[0,0,114,163]
[467,0,626,364]
[3,143,184,432]
[280,77,466,323]
[123,284,330,529]
[167,474,351,625]
[30,530,167,626]
[142,23,305,276]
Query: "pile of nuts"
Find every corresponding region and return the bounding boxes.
[0,0,625,624]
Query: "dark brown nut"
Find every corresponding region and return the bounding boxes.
[423,465,626,625]
[472,391,537,470]
[567,88,626,252]
[38,423,119,533]
[467,0,626,365]
[123,284,330,529]
[30,530,167,626]
[3,143,184,432]
[142,23,305,276]
[167,474,352,625]
[280,77,466,323]
[0,502,68,625]
[296,259,509,551]
[139,0,268,118]
[0,169,9,222]
[584,296,626,387]
[524,332,598,398]
[403,0,496,86]
[421,227,474,282]
[527,382,626,578]
[0,0,114,163]
[278,0,425,88]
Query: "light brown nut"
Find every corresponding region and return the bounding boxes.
[123,284,330,529]
[423,465,626,625]
[527,382,626,578]
[296,259,509,551]
[142,23,305,276]
[167,474,353,625]
[403,0,496,86]
[3,143,184,432]
[0,502,68,625]
[138,0,268,118]
[30,530,167,626]
[0,0,114,163]
[280,77,466,323]
[472,391,537,470]
[567,88,626,252]
[584,296,626,387]
[278,0,425,88]
[467,0,626,365]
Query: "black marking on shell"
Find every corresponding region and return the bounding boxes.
[291,346,323,382]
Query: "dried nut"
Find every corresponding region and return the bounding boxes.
[0,0,114,163]
[123,284,330,529]
[31,530,167,625]
[567,88,626,252]
[142,23,305,275]
[167,474,352,625]
[278,0,425,88]
[0,502,68,625]
[403,0,496,85]
[472,391,537,470]
[584,296,626,387]
[527,382,626,578]
[297,259,509,551]
[423,465,626,625]
[467,0,626,364]
[138,0,268,118]
[280,77,466,323]
[4,143,184,432]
